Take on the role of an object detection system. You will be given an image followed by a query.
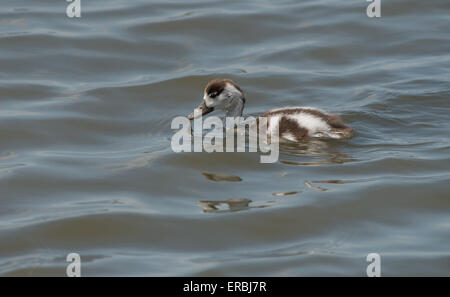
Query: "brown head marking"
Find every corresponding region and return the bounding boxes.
[205,79,243,99]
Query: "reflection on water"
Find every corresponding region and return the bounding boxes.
[312,179,346,184]
[272,191,302,197]
[279,139,355,166]
[202,172,242,182]
[197,198,275,214]
[197,198,253,213]
[303,181,328,192]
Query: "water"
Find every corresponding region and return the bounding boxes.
[1,0,449,276]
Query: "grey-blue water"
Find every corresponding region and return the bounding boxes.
[0,0,449,276]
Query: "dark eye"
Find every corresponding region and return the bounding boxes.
[209,92,218,98]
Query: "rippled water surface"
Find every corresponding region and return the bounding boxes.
[1,0,449,276]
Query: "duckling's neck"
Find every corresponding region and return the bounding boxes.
[226,98,245,117]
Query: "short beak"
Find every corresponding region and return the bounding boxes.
[187,100,214,120]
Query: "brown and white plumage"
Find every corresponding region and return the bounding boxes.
[187,78,354,141]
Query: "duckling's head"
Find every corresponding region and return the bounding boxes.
[188,78,245,120]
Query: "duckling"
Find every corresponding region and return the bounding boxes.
[187,78,354,141]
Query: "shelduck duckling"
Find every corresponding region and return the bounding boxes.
[187,78,354,141]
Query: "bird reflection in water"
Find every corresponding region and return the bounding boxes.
[272,191,302,197]
[197,139,353,214]
[278,139,354,166]
[197,198,270,213]
[303,181,328,192]
[202,172,242,182]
